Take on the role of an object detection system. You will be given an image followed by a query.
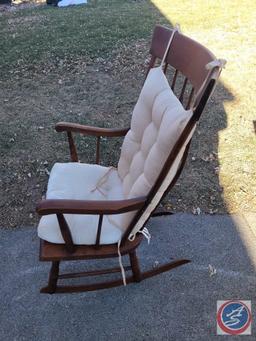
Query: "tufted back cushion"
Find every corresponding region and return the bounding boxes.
[118,66,193,202]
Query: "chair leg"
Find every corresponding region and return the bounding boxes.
[129,251,142,282]
[41,261,60,294]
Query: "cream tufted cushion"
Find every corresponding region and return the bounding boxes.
[38,66,194,245]
[117,66,193,236]
[118,67,192,197]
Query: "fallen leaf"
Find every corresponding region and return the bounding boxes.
[208,264,217,277]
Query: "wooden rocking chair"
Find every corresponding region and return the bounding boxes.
[36,25,226,294]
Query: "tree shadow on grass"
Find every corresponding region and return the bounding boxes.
[144,2,256,284]
[98,1,234,216]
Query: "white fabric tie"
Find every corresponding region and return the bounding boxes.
[90,166,116,196]
[117,239,127,286]
[118,227,151,286]
[206,59,227,71]
[139,227,151,244]
[160,24,181,68]
[205,59,227,81]
[128,227,151,243]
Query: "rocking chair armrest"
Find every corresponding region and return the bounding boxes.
[36,197,146,216]
[55,122,130,137]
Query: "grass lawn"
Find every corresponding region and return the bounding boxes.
[0,0,255,227]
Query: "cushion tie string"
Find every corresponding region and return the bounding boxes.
[117,239,127,286]
[190,59,227,109]
[206,59,227,71]
[90,166,116,196]
[118,227,151,286]
[205,59,227,81]
[128,227,151,244]
[160,24,181,68]
[139,227,151,244]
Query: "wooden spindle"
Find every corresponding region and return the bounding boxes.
[96,136,100,164]
[186,87,195,109]
[179,77,188,104]
[56,213,75,253]
[95,214,103,247]
[163,62,168,74]
[67,131,78,162]
[40,261,60,294]
[145,56,156,78]
[171,69,178,90]
[129,251,142,282]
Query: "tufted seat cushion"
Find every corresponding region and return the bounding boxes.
[38,66,194,245]
[38,163,124,245]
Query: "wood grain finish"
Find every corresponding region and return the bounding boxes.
[40,258,190,294]
[149,25,215,93]
[58,266,132,279]
[40,235,143,261]
[56,123,129,165]
[56,122,129,137]
[36,197,146,216]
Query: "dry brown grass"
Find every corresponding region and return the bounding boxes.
[0,0,255,228]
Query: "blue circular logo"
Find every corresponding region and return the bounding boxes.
[217,300,251,335]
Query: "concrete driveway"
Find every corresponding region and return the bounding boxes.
[1,213,256,340]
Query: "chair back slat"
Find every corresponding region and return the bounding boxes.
[166,33,214,93]
[146,55,157,77]
[96,137,101,164]
[171,69,179,90]
[186,87,195,110]
[163,61,168,73]
[149,25,215,94]
[179,77,188,103]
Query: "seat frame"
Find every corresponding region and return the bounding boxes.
[37,25,224,294]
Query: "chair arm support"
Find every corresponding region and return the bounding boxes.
[55,122,130,137]
[36,197,146,216]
